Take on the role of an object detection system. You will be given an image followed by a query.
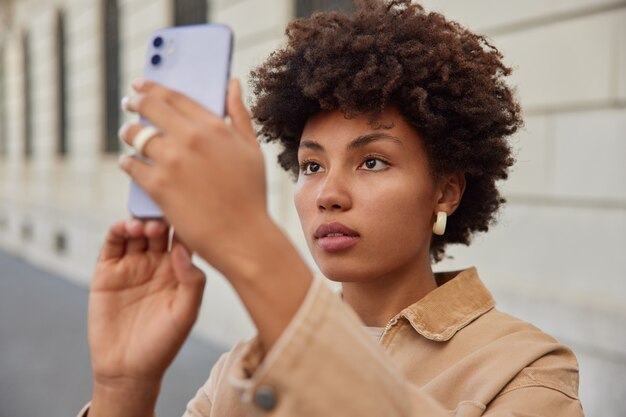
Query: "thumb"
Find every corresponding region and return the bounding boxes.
[170,241,206,326]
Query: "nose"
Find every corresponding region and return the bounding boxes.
[315,172,352,212]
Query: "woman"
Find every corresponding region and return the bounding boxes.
[81,1,583,416]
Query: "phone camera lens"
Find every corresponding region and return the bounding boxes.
[151,54,162,66]
[153,36,164,48]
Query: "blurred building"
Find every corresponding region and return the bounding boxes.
[0,0,624,415]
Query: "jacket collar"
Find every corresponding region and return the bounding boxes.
[398,267,495,342]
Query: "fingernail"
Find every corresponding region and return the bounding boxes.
[118,154,131,169]
[120,96,130,110]
[131,79,145,91]
[125,218,140,231]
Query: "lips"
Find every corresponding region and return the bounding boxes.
[314,222,360,252]
[314,222,359,238]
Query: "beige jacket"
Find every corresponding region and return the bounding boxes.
[79,267,584,416]
[184,268,583,417]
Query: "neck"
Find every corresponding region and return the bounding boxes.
[340,255,437,327]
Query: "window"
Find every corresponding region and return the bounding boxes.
[103,0,120,153]
[173,0,208,26]
[22,32,33,159]
[56,10,68,156]
[295,0,355,17]
[0,44,6,157]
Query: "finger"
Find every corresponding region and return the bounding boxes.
[126,236,148,254]
[145,220,169,238]
[227,79,257,145]
[132,79,222,126]
[119,154,160,199]
[99,220,128,261]
[119,122,169,161]
[170,241,206,327]
[125,218,146,238]
[124,218,149,253]
[122,90,194,135]
[123,218,168,253]
[147,222,170,253]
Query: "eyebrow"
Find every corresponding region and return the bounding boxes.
[299,133,404,152]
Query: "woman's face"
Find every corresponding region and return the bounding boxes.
[294,108,440,283]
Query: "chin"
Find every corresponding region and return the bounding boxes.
[315,258,376,283]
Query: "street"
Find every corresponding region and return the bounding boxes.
[0,250,226,417]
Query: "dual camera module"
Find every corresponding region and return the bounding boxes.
[151,36,165,66]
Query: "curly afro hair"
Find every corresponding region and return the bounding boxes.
[249,0,523,263]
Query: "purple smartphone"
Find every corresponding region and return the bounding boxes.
[128,24,233,218]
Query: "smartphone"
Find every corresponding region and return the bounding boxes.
[128,24,233,218]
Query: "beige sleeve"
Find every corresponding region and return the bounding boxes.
[485,385,584,416]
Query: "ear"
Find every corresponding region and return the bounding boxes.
[434,172,466,216]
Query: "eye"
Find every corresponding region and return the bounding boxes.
[359,157,389,171]
[299,160,325,176]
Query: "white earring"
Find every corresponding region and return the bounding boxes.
[433,211,447,235]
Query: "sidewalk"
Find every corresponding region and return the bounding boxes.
[0,250,227,417]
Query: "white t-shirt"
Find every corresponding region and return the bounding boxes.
[338,288,385,342]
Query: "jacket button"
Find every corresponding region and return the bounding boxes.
[254,384,278,411]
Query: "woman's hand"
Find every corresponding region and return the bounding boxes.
[116,79,313,357]
[88,219,205,396]
[118,79,269,278]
